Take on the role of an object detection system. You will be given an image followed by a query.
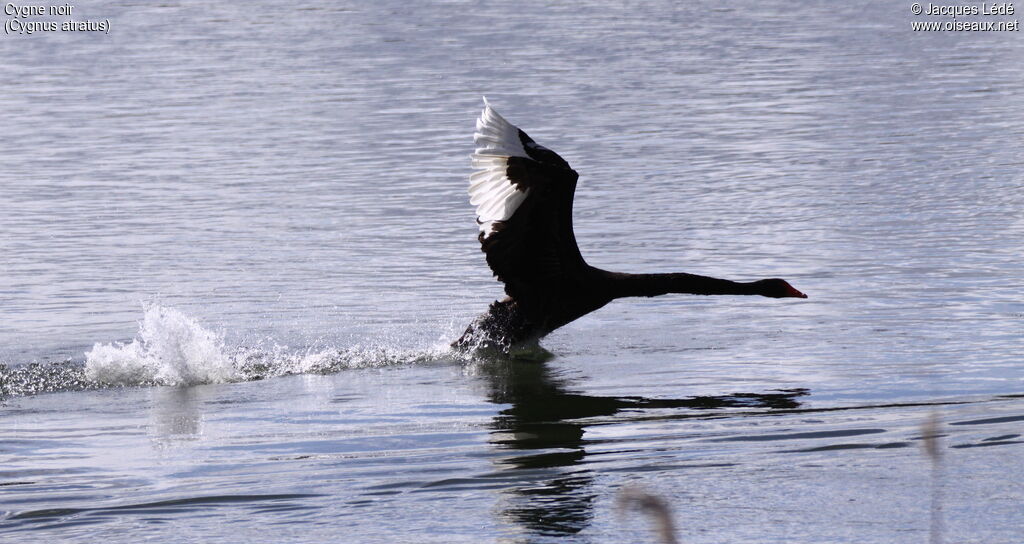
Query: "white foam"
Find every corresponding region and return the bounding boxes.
[83,305,451,388]
[85,305,239,386]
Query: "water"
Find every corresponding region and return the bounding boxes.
[2,1,1023,542]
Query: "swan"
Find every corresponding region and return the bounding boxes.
[454,99,806,351]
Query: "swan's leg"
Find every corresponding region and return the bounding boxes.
[451,298,535,352]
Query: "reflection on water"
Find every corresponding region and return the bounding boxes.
[478,359,808,537]
[150,386,203,446]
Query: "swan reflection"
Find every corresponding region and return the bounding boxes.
[477,359,807,537]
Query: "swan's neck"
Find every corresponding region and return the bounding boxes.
[605,272,755,299]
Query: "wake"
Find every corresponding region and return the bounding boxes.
[1,304,454,399]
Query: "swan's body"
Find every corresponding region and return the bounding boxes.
[454,100,806,352]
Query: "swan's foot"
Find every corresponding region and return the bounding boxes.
[451,298,542,356]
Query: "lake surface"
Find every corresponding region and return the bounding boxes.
[2,1,1023,542]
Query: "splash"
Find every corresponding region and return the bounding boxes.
[0,305,455,399]
[84,305,449,386]
[85,305,239,386]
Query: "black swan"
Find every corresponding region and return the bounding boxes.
[454,100,806,351]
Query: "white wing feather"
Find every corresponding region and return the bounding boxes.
[469,98,530,238]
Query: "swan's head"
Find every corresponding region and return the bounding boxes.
[753,279,808,299]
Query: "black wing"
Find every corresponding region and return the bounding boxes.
[469,101,586,321]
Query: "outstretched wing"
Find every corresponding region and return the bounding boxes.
[468,99,586,318]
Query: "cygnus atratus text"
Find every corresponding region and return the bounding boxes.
[454,100,806,352]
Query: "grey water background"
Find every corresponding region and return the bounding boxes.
[2,1,1023,542]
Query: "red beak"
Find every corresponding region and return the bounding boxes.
[786,285,808,298]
